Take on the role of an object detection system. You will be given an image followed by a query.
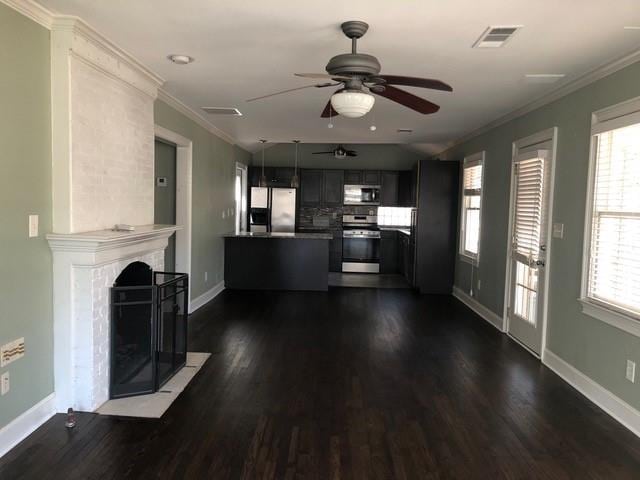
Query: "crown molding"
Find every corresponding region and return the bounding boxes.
[436,46,640,158]
[0,0,53,28]
[157,88,237,146]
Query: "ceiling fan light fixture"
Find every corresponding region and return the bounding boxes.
[330,91,375,118]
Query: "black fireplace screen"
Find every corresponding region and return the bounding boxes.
[110,262,189,399]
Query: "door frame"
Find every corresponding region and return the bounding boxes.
[502,127,558,357]
[154,125,193,308]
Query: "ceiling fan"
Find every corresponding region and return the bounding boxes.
[313,145,357,158]
[247,20,452,118]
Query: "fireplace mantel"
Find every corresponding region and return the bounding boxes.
[47,224,180,251]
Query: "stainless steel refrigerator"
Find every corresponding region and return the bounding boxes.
[249,187,296,233]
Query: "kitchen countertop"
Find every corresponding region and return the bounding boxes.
[378,227,412,236]
[224,232,333,240]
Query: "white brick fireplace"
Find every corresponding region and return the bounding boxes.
[46,17,176,412]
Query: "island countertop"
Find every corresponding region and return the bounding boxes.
[223,231,333,240]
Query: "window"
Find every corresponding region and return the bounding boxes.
[377,207,413,227]
[460,152,484,263]
[584,119,640,319]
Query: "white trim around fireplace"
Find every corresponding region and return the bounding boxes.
[154,125,193,308]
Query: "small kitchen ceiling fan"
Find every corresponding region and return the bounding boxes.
[313,145,357,158]
[247,20,452,118]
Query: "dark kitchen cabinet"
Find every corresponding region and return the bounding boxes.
[300,169,324,206]
[398,232,415,285]
[380,230,398,274]
[398,167,418,207]
[344,170,362,184]
[363,170,381,185]
[323,170,344,206]
[380,171,399,206]
[329,232,343,272]
[415,160,459,294]
[301,169,343,207]
[248,167,294,187]
[344,170,380,185]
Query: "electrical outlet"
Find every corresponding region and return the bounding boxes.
[1,337,25,367]
[29,214,39,238]
[1,372,9,395]
[204,271,208,283]
[626,360,636,383]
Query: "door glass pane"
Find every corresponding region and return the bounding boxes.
[513,261,538,325]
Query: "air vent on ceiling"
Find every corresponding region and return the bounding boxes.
[525,74,566,84]
[201,107,243,116]
[397,128,413,133]
[473,26,521,48]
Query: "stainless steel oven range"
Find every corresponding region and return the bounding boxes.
[342,215,380,273]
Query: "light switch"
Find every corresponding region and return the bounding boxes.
[1,372,9,396]
[29,215,39,238]
[552,223,564,239]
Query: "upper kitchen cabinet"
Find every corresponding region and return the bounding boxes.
[363,170,381,185]
[323,170,344,206]
[380,171,399,206]
[398,165,418,207]
[300,169,344,207]
[344,170,380,185]
[248,167,294,187]
[300,169,324,206]
[344,170,362,184]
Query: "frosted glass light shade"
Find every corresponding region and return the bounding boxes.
[330,91,375,118]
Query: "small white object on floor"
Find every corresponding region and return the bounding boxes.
[96,352,211,419]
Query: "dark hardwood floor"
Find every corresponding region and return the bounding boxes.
[2,288,640,479]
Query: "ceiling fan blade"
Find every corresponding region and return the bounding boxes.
[321,99,339,118]
[246,83,336,102]
[346,152,358,157]
[295,73,351,81]
[312,151,335,155]
[376,75,453,92]
[371,85,440,114]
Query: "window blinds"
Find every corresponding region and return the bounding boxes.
[462,162,483,256]
[513,155,547,260]
[588,122,640,314]
[463,164,483,195]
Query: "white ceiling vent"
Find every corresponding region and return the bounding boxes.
[473,26,522,48]
[201,107,243,116]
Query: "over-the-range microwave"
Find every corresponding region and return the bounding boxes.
[343,184,381,205]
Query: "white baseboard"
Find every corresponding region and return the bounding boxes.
[189,281,225,313]
[452,286,504,331]
[543,349,640,438]
[0,393,56,458]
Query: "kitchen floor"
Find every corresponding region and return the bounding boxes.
[328,273,411,289]
[2,289,640,479]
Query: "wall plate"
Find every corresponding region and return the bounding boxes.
[1,338,25,367]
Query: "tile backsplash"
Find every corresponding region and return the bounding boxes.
[298,205,376,230]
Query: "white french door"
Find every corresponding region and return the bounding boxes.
[506,148,552,355]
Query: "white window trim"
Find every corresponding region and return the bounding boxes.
[579,96,640,338]
[459,151,485,266]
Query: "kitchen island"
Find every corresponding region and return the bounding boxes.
[224,232,332,291]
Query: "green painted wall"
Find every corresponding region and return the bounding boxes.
[441,61,640,410]
[252,143,421,170]
[0,4,53,429]
[154,101,251,298]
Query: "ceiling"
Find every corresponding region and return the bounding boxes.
[38,0,640,152]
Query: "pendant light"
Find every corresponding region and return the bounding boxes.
[259,139,267,187]
[291,140,300,188]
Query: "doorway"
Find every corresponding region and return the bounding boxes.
[505,128,557,356]
[155,139,177,270]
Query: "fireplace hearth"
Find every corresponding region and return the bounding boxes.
[110,262,189,399]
